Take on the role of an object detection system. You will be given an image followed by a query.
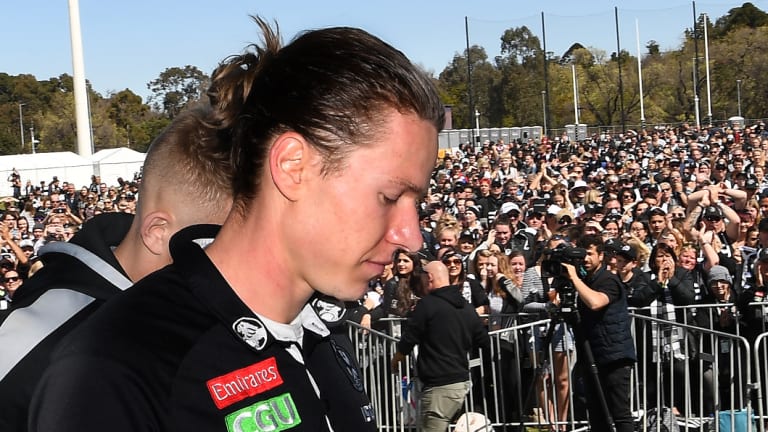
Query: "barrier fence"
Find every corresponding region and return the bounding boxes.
[347,304,768,432]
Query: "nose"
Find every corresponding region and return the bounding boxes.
[386,205,422,253]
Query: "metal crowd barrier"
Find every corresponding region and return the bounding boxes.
[346,305,768,432]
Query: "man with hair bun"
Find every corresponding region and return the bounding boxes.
[31,17,444,432]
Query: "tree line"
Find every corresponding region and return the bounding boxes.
[0,3,766,155]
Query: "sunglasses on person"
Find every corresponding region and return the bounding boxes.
[4,276,19,282]
[443,258,463,266]
[558,216,572,224]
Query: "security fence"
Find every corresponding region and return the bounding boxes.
[348,304,768,432]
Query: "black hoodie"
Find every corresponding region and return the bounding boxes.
[0,212,133,432]
[398,284,490,387]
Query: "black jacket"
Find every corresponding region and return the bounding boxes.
[0,212,133,432]
[398,284,490,387]
[29,224,375,432]
[578,266,637,366]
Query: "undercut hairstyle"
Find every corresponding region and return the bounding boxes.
[140,105,233,221]
[206,16,445,216]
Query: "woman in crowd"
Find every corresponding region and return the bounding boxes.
[631,243,696,416]
[520,236,574,431]
[601,217,621,240]
[473,249,523,329]
[15,216,30,240]
[443,247,488,316]
[378,249,423,337]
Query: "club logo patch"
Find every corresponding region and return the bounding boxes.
[360,402,376,423]
[311,296,346,324]
[207,357,284,409]
[233,317,268,351]
[224,392,301,432]
[331,338,364,392]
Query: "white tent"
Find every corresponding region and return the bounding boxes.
[0,152,94,195]
[90,147,146,186]
[0,147,147,196]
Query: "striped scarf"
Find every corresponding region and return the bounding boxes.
[649,277,686,362]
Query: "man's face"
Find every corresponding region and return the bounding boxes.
[494,223,512,246]
[649,214,666,235]
[583,245,603,273]
[289,111,436,301]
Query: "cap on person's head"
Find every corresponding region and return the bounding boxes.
[526,207,544,219]
[708,265,732,285]
[465,206,481,218]
[746,177,758,190]
[0,257,13,269]
[500,202,520,216]
[33,223,44,231]
[571,180,590,192]
[702,206,724,220]
[491,179,502,188]
[615,242,637,261]
[547,204,563,216]
[19,239,34,250]
[459,230,475,243]
[555,209,574,225]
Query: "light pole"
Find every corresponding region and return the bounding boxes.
[18,103,25,150]
[474,109,480,150]
[541,90,548,137]
[737,79,742,117]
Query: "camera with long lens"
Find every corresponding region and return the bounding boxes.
[541,244,587,314]
[541,244,586,277]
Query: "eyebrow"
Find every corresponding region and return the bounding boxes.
[392,178,428,199]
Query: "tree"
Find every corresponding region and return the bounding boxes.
[147,66,209,119]
[714,2,768,36]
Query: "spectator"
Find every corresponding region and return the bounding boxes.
[377,249,423,337]
[442,248,488,316]
[522,235,576,430]
[697,265,749,414]
[2,270,22,300]
[632,243,696,415]
[392,260,490,432]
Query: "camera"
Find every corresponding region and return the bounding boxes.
[541,244,586,277]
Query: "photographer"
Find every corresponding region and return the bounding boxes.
[560,234,636,432]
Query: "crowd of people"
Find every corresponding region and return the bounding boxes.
[0,172,139,306]
[0,18,767,431]
[349,121,768,430]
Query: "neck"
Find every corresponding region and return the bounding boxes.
[206,211,313,324]
[112,224,156,283]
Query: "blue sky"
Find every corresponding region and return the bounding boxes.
[2,1,763,102]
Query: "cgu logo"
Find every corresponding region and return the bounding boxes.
[225,393,302,432]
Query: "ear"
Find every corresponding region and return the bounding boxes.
[269,132,315,201]
[140,211,173,256]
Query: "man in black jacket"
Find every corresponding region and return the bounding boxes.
[0,107,233,432]
[561,235,637,432]
[392,261,490,431]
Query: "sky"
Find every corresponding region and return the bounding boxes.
[3,1,766,102]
